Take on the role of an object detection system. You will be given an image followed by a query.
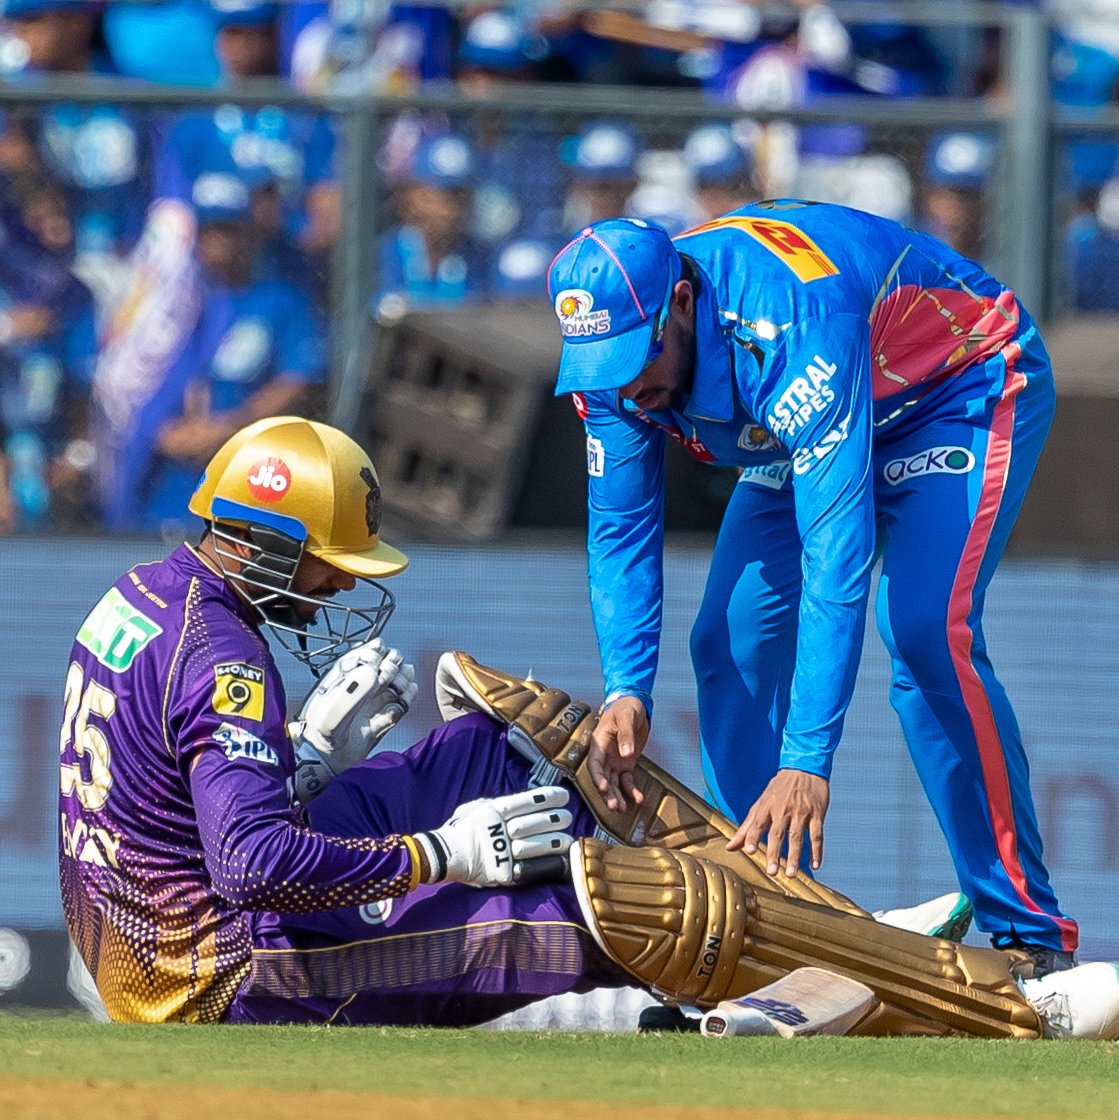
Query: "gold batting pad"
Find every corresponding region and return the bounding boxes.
[571,838,756,1008]
[571,840,1041,1038]
[436,651,866,916]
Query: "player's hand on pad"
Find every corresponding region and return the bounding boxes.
[728,768,830,877]
[589,696,649,813]
[290,638,417,803]
[414,786,574,889]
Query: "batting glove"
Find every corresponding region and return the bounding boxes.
[291,638,418,803]
[413,786,573,889]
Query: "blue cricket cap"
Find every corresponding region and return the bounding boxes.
[565,122,640,182]
[191,171,252,224]
[459,10,538,71]
[926,130,995,190]
[684,124,753,187]
[549,217,681,396]
[408,134,475,189]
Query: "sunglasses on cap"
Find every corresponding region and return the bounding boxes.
[637,272,677,375]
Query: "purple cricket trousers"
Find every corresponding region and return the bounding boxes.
[225,712,625,1026]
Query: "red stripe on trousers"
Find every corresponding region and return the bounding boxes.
[945,344,1078,950]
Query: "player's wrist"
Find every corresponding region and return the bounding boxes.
[602,688,653,718]
[411,830,447,885]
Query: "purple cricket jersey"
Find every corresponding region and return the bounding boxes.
[58,544,419,1023]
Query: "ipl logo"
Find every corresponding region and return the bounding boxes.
[246,457,291,502]
[555,288,611,337]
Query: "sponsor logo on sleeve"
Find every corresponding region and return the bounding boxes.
[76,587,163,673]
[555,289,611,337]
[212,661,266,721]
[586,434,605,477]
[765,355,839,438]
[791,415,851,475]
[572,392,589,419]
[737,424,780,452]
[676,216,839,283]
[883,446,976,486]
[738,460,792,490]
[212,722,279,767]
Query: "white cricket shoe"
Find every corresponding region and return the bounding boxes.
[874,892,974,942]
[1021,961,1119,1039]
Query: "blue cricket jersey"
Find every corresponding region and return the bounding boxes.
[579,199,1031,777]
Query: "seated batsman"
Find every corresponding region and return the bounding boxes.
[59,416,1119,1037]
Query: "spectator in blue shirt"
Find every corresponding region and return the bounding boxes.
[153,1,341,277]
[683,123,760,222]
[373,133,491,311]
[134,172,328,532]
[0,0,151,287]
[0,174,96,533]
[102,0,220,86]
[561,121,642,232]
[919,129,997,261]
[456,9,563,246]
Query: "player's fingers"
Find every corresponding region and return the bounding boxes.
[377,650,405,688]
[511,831,573,861]
[616,716,635,759]
[765,820,787,877]
[587,744,612,796]
[784,819,804,878]
[619,769,645,807]
[604,766,625,812]
[731,808,766,854]
[809,815,824,871]
[492,785,569,818]
[352,638,386,667]
[507,807,573,839]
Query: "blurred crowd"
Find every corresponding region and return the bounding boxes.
[1,0,1118,536]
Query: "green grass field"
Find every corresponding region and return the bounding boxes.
[1,1015,1117,1120]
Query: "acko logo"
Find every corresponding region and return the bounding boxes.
[247,457,291,502]
[884,446,975,486]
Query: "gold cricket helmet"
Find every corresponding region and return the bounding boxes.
[189,415,408,577]
[189,416,408,673]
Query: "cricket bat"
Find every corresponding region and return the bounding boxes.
[700,967,877,1038]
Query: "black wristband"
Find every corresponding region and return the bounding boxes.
[415,830,449,883]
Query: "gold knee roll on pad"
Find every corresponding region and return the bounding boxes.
[571,838,762,1007]
[572,840,1042,1038]
[440,652,866,916]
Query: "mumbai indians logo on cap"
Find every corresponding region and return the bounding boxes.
[555,288,611,337]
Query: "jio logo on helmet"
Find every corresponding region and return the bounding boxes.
[246,457,291,502]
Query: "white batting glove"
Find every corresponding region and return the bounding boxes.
[290,638,418,803]
[413,786,573,889]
